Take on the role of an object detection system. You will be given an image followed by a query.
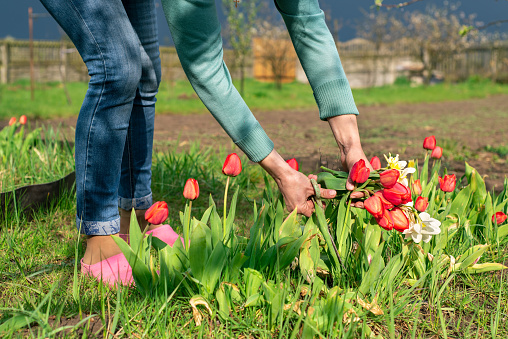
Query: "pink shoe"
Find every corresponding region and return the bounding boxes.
[146,224,182,246]
[81,253,134,287]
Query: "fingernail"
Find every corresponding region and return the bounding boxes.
[330,190,336,197]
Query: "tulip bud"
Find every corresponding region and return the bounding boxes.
[492,211,507,225]
[183,178,199,200]
[364,195,384,219]
[375,209,394,231]
[390,207,410,232]
[374,191,394,210]
[349,159,370,184]
[19,115,27,125]
[222,153,242,177]
[145,201,169,225]
[431,146,442,159]
[286,158,299,171]
[8,117,16,126]
[370,156,381,170]
[382,182,412,206]
[439,174,456,192]
[423,135,436,150]
[379,169,400,189]
[414,196,429,212]
[412,179,422,196]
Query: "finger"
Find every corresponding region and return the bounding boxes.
[346,177,355,191]
[353,201,365,209]
[320,188,337,199]
[308,174,318,180]
[350,191,365,199]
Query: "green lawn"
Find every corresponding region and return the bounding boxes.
[2,77,508,120]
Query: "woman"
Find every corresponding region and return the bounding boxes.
[39,0,178,285]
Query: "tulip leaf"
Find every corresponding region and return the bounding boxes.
[202,241,227,296]
[465,263,508,274]
[189,222,208,281]
[420,153,430,190]
[320,166,349,178]
[225,186,239,237]
[314,203,341,270]
[465,162,487,205]
[245,293,263,307]
[458,245,489,270]
[278,209,299,240]
[300,231,320,283]
[112,236,152,294]
[245,268,264,299]
[498,225,508,240]
[216,287,229,319]
[448,185,471,216]
[317,172,347,191]
[359,242,385,296]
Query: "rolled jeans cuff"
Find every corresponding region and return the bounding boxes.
[118,193,153,211]
[76,216,120,236]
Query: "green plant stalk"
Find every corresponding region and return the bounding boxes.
[185,200,192,250]
[223,176,231,239]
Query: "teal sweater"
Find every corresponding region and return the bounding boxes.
[161,0,358,162]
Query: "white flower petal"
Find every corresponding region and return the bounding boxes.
[413,233,422,243]
[422,234,432,243]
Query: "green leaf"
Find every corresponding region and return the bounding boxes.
[448,185,471,216]
[317,172,347,191]
[244,268,264,299]
[112,236,153,294]
[202,242,227,295]
[359,242,385,297]
[465,263,508,274]
[465,163,487,205]
[278,209,299,240]
[458,244,489,270]
[189,222,208,281]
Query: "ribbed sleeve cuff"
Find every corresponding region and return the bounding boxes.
[314,78,359,121]
[235,122,274,162]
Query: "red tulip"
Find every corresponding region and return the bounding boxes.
[412,179,422,196]
[492,212,507,225]
[379,169,400,189]
[415,196,429,212]
[370,156,381,170]
[145,201,169,225]
[382,182,412,206]
[375,209,394,231]
[364,195,384,219]
[349,159,371,184]
[19,115,27,125]
[423,135,436,150]
[431,146,442,159]
[374,191,394,210]
[8,117,16,126]
[286,158,299,171]
[222,153,242,177]
[439,174,456,192]
[183,178,199,200]
[390,207,410,232]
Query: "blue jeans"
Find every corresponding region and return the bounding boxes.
[40,0,161,235]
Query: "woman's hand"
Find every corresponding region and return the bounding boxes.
[327,114,372,208]
[259,150,336,217]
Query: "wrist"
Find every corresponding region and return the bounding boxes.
[259,149,291,182]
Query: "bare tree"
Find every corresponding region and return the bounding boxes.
[356,10,404,86]
[222,0,258,96]
[253,21,294,90]
[403,5,470,84]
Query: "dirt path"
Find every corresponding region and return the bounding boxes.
[31,94,508,192]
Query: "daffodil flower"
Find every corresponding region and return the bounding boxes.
[384,154,415,187]
[402,212,441,243]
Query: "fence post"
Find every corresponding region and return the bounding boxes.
[0,41,9,84]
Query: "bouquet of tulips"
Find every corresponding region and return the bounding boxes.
[317,153,441,244]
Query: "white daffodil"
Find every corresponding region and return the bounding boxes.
[403,212,441,243]
[384,154,416,187]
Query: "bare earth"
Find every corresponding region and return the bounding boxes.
[39,94,508,192]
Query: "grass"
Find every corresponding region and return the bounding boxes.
[1,142,508,338]
[2,77,508,120]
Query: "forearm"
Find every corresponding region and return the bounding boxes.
[160,0,274,162]
[275,0,358,120]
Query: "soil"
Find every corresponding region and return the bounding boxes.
[14,94,508,192]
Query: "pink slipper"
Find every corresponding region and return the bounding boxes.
[81,253,133,287]
[146,224,182,246]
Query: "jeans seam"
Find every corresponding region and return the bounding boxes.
[126,124,134,199]
[69,0,108,218]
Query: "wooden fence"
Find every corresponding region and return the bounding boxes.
[1,38,507,88]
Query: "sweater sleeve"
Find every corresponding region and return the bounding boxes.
[275,0,359,120]
[160,0,274,162]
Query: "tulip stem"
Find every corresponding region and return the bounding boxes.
[223,176,231,238]
[185,200,192,250]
